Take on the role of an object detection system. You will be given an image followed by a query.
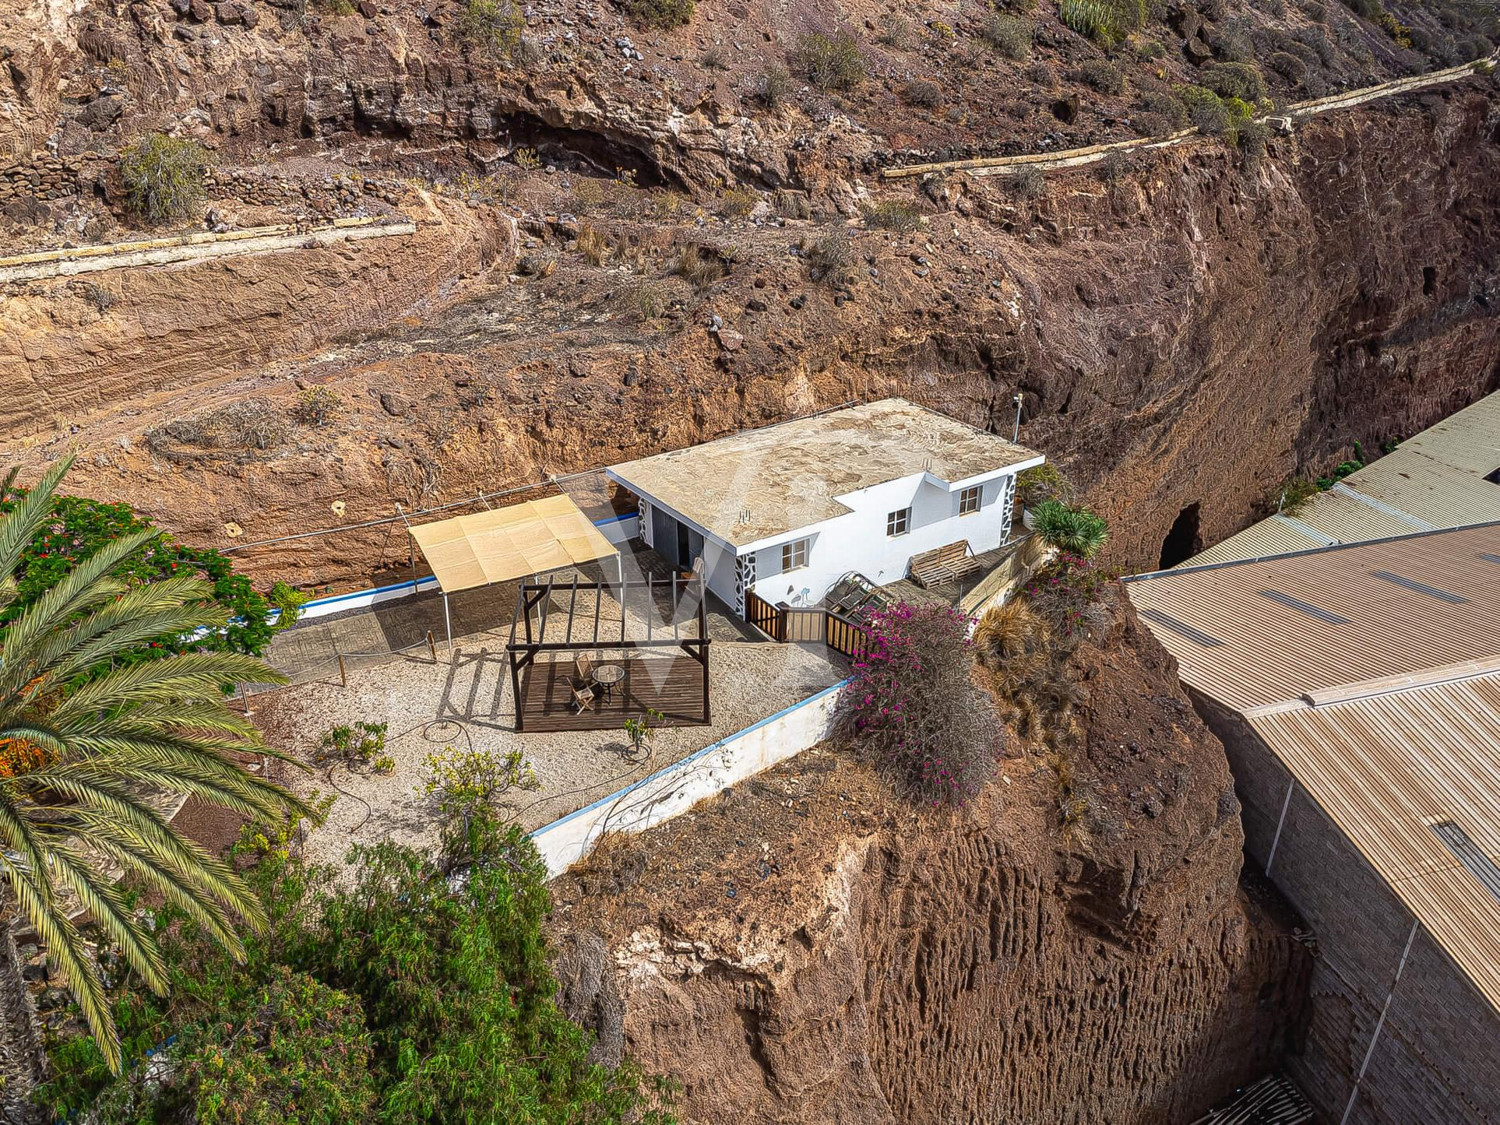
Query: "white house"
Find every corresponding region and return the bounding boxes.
[605,399,1044,616]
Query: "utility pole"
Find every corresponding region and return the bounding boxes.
[1011,392,1024,443]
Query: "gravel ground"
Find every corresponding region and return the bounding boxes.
[252,640,844,873]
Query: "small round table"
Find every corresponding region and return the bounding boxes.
[591,664,625,701]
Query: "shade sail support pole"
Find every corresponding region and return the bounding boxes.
[444,591,453,655]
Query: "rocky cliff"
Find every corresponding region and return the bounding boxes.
[7,85,1497,583]
[550,591,1313,1123]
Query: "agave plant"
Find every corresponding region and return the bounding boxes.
[1030,499,1111,559]
[0,459,309,1112]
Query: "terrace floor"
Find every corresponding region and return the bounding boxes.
[517,654,708,732]
[250,637,843,876]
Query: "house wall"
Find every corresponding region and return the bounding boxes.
[748,469,1020,608]
[1196,696,1500,1125]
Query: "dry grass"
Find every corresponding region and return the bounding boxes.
[576,224,612,265]
[974,600,1078,745]
[568,830,648,896]
[673,244,725,289]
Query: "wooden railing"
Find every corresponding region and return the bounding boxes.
[744,594,871,660]
[745,590,784,641]
[825,612,870,660]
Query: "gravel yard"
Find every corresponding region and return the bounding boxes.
[252,639,844,872]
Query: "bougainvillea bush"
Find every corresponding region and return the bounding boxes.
[1020,554,1115,641]
[837,602,1003,806]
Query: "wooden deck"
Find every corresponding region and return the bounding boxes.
[517,655,709,732]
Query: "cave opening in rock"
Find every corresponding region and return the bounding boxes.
[1159,503,1203,569]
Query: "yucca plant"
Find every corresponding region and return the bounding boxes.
[1031,499,1111,559]
[0,459,310,1115]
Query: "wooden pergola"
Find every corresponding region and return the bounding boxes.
[505,573,711,732]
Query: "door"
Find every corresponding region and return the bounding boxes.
[676,521,692,570]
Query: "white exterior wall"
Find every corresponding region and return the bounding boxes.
[747,467,1030,607]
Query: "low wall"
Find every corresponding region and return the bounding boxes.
[530,680,845,877]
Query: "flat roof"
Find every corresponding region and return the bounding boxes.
[1248,666,1500,1014]
[1125,523,1500,713]
[1185,390,1500,567]
[607,399,1043,547]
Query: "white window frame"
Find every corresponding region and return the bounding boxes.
[887,507,911,537]
[958,485,982,516]
[781,538,809,571]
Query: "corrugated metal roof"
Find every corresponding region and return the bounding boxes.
[1178,391,1500,567]
[1248,670,1500,1014]
[1125,524,1500,712]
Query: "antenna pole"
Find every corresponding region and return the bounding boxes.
[1011,393,1024,443]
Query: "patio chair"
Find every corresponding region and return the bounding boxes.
[575,654,594,684]
[571,682,597,713]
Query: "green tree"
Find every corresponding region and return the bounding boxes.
[1031,499,1110,558]
[0,458,311,1112]
[0,480,297,659]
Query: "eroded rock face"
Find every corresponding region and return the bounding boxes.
[551,592,1312,1124]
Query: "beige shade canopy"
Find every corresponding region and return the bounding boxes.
[408,494,619,594]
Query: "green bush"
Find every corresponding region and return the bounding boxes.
[621,0,694,27]
[118,134,207,223]
[457,0,526,57]
[1137,91,1190,128]
[1016,462,1076,507]
[0,486,294,659]
[1176,83,1254,141]
[797,31,867,90]
[39,810,678,1125]
[981,13,1034,58]
[1031,499,1110,558]
[1060,0,1144,44]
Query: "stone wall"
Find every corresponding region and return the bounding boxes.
[1200,695,1500,1125]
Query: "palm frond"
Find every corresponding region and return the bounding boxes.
[0,457,74,586]
[46,843,168,994]
[2,857,120,1073]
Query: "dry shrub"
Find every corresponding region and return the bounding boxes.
[569,830,647,896]
[903,78,943,107]
[1009,166,1046,199]
[797,30,867,90]
[716,187,760,218]
[860,198,924,232]
[803,229,853,285]
[773,188,812,219]
[576,224,612,265]
[149,398,288,453]
[627,277,668,320]
[674,244,725,289]
[973,600,1079,744]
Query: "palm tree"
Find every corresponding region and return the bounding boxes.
[1030,499,1111,560]
[0,459,311,1116]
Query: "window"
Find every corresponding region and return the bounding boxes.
[887,507,911,537]
[958,485,982,515]
[782,538,809,571]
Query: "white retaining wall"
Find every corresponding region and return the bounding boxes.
[529,679,845,877]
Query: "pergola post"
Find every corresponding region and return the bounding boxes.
[444,591,453,655]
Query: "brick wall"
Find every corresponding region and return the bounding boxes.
[1196,694,1500,1125]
